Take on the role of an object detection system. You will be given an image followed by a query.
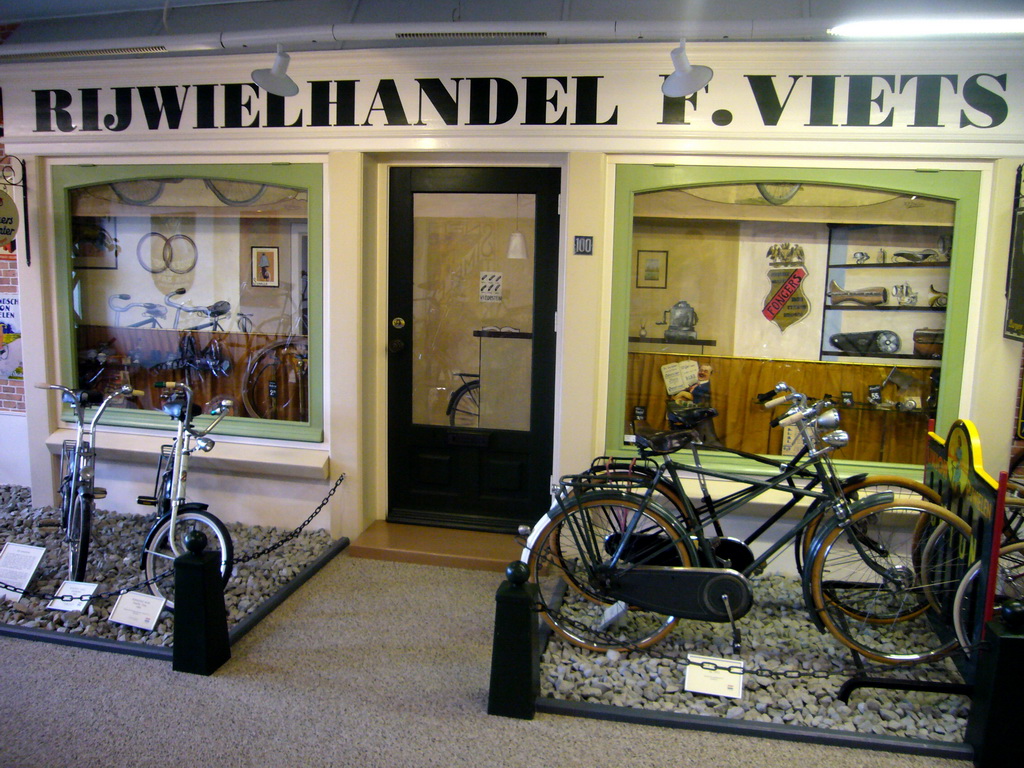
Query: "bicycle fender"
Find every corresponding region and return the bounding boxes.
[800,492,897,632]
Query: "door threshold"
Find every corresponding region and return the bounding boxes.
[346,521,522,572]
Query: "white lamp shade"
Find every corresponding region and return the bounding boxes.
[662,41,713,98]
[252,45,299,97]
[506,231,528,260]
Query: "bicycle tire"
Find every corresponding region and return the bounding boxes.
[952,542,1024,655]
[525,491,695,652]
[447,379,480,428]
[807,499,972,664]
[67,492,92,582]
[140,505,233,611]
[796,475,941,575]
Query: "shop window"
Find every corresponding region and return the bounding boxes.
[611,166,980,469]
[52,164,323,441]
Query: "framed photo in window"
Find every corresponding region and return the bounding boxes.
[636,249,667,289]
[252,246,280,287]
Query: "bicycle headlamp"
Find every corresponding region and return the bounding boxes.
[820,430,849,449]
[816,409,841,430]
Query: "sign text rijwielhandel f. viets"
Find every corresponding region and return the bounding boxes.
[31,72,1009,132]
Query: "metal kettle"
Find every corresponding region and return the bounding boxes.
[659,300,698,342]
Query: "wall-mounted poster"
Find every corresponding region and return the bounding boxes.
[0,293,23,380]
[1004,165,1024,342]
[251,246,279,287]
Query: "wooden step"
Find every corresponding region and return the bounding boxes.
[346,521,522,572]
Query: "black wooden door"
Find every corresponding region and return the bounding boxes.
[387,166,560,532]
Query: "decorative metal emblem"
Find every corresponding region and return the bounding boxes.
[762,243,809,331]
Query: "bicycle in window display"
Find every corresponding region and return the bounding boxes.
[136,381,234,610]
[36,382,142,581]
[520,383,973,665]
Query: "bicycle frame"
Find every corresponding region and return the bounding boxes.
[153,381,232,558]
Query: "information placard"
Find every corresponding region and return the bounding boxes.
[48,581,98,612]
[0,542,45,602]
[684,654,745,699]
[109,591,166,631]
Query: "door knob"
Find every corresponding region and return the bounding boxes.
[388,339,405,354]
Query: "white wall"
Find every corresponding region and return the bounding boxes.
[0,412,31,487]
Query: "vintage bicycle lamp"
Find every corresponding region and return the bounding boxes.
[659,299,698,342]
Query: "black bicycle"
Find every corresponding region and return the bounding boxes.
[36,382,140,581]
[521,383,973,664]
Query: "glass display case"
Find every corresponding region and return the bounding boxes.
[53,164,323,439]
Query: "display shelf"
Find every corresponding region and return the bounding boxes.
[820,223,951,364]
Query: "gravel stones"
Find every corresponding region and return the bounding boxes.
[540,573,971,743]
[0,485,336,647]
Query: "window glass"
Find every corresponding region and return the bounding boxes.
[625,182,954,464]
[55,166,322,440]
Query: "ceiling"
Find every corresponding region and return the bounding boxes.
[0,0,1022,62]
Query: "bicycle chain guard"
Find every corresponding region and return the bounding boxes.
[607,566,753,622]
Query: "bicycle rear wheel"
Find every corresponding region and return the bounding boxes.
[66,492,91,582]
[525,492,694,652]
[447,379,480,427]
[953,541,1024,655]
[807,499,972,664]
[140,506,233,611]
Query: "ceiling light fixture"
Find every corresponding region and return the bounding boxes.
[828,17,1024,38]
[661,39,714,98]
[251,44,299,97]
[506,194,528,260]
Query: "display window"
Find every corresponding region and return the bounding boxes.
[51,163,323,441]
[611,165,981,469]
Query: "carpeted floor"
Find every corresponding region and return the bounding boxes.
[0,553,974,768]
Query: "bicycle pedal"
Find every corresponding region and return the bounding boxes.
[92,487,107,499]
[596,600,628,632]
[137,495,158,506]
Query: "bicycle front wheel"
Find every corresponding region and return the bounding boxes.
[140,506,233,611]
[807,500,972,664]
[66,492,91,582]
[447,379,480,427]
[525,492,694,652]
[796,475,941,576]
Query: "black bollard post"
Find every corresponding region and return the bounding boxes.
[172,530,231,675]
[487,561,540,719]
[965,600,1024,767]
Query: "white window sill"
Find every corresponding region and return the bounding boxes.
[44,429,330,481]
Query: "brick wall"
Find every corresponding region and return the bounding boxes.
[1,132,26,414]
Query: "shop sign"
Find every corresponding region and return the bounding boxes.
[0,188,19,248]
[762,243,809,332]
[1,43,1021,147]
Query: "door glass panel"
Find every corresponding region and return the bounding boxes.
[625,182,954,464]
[411,193,534,431]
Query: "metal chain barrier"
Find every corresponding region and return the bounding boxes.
[519,534,969,686]
[229,472,346,567]
[0,472,346,600]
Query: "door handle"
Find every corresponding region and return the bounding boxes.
[388,339,405,354]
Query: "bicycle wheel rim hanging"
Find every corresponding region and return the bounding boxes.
[67,493,91,582]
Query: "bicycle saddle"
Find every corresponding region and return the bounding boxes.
[205,301,231,318]
[634,429,694,455]
[161,393,203,422]
[665,405,717,430]
[64,390,104,407]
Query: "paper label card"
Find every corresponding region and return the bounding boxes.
[0,542,46,602]
[109,591,166,631]
[49,580,98,612]
[684,654,745,699]
[660,360,699,396]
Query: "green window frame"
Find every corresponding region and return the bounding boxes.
[52,162,324,442]
[608,164,981,474]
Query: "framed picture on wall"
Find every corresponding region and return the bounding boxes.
[71,217,119,270]
[636,249,667,289]
[251,246,280,287]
